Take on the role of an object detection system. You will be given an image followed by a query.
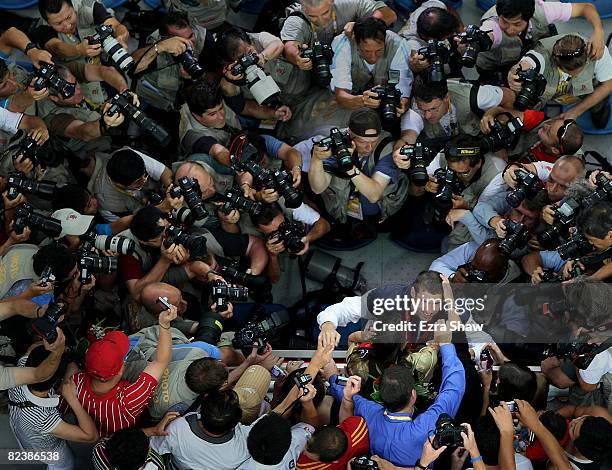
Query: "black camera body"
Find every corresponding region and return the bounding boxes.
[13,203,62,237]
[32,62,75,99]
[231,52,281,108]
[506,168,542,208]
[557,232,594,260]
[418,40,450,83]
[399,142,437,186]
[433,413,466,449]
[172,177,208,221]
[177,48,204,79]
[31,301,67,343]
[370,70,401,126]
[301,41,334,88]
[232,309,290,355]
[107,91,170,146]
[351,457,379,470]
[293,372,313,396]
[231,51,259,76]
[86,24,134,72]
[238,159,303,208]
[216,259,270,291]
[498,220,530,256]
[538,196,581,248]
[13,134,39,164]
[38,266,55,288]
[217,189,263,216]
[210,280,248,312]
[164,225,207,260]
[428,168,464,223]
[481,115,524,153]
[540,268,562,283]
[514,66,547,111]
[269,221,305,254]
[544,338,608,370]
[6,171,56,201]
[78,252,118,284]
[582,173,612,207]
[456,25,493,67]
[317,127,354,173]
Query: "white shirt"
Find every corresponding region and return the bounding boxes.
[426,152,506,174]
[579,348,612,385]
[479,160,554,201]
[401,85,504,134]
[292,202,321,226]
[317,295,363,328]
[0,107,23,134]
[401,0,446,39]
[330,33,413,98]
[524,47,612,84]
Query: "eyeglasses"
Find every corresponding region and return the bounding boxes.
[556,119,576,153]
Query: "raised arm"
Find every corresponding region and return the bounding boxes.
[143,305,178,381]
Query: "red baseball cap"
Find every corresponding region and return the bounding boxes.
[85,331,130,380]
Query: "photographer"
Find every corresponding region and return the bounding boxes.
[508,33,612,128]
[308,108,407,245]
[329,17,410,114]
[33,0,129,106]
[0,107,49,149]
[281,0,397,68]
[0,58,50,114]
[477,0,605,85]
[165,0,227,31]
[0,27,53,68]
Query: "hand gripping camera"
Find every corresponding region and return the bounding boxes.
[38,266,56,288]
[216,258,270,291]
[317,127,354,174]
[505,168,543,208]
[399,142,437,186]
[557,231,594,260]
[498,220,531,257]
[238,159,303,208]
[432,413,467,449]
[370,70,401,127]
[300,41,333,87]
[232,309,290,355]
[514,66,547,111]
[6,171,56,201]
[351,457,379,470]
[6,132,63,169]
[81,231,136,255]
[13,203,62,237]
[177,48,204,80]
[107,91,171,146]
[86,24,134,72]
[582,172,612,208]
[210,280,248,312]
[164,225,207,260]
[456,25,493,68]
[170,177,208,221]
[31,301,67,343]
[480,115,524,154]
[215,189,263,216]
[32,62,75,99]
[537,196,582,248]
[231,52,281,108]
[426,168,465,223]
[417,40,450,83]
[544,337,612,370]
[268,221,305,254]
[78,252,118,284]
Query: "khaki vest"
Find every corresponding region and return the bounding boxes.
[348,31,403,94]
[419,80,482,141]
[136,25,208,112]
[178,102,242,156]
[118,228,156,273]
[0,244,38,299]
[165,0,227,30]
[533,34,597,107]
[320,133,409,222]
[477,3,551,71]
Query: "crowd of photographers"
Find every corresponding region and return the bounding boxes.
[0,0,610,467]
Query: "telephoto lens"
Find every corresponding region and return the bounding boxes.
[90,24,135,72]
[178,48,204,79]
[514,66,547,111]
[6,172,56,201]
[94,235,136,255]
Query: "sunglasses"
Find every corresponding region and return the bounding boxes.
[556,119,576,153]
[554,46,585,59]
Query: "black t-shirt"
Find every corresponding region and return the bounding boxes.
[206,227,249,257]
[32,3,112,46]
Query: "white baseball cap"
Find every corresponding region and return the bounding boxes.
[51,208,95,238]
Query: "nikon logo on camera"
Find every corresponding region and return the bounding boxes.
[456,147,480,156]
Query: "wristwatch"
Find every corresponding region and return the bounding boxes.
[349,168,361,178]
[415,459,428,470]
[24,42,38,54]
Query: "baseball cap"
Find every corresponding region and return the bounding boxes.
[85,331,130,381]
[348,108,381,137]
[52,208,94,238]
[234,365,271,424]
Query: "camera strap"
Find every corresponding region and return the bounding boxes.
[468,84,485,119]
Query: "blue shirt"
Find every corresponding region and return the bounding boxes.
[353,344,466,467]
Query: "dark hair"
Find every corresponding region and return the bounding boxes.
[199,390,242,435]
[106,149,146,186]
[38,0,72,20]
[474,414,500,465]
[32,243,77,279]
[353,16,387,44]
[495,0,535,22]
[185,357,228,394]
[159,11,191,37]
[539,411,568,441]
[130,206,165,241]
[445,134,482,167]
[247,413,292,465]
[413,270,444,297]
[216,27,252,63]
[183,82,224,115]
[574,416,612,462]
[416,7,460,40]
[306,426,348,461]
[250,203,283,227]
[104,428,150,470]
[412,76,448,103]
[577,201,612,239]
[52,184,91,213]
[25,346,67,392]
[497,362,537,402]
[553,35,588,71]
[379,365,415,412]
[0,58,8,81]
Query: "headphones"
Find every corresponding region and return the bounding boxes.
[446,146,482,167]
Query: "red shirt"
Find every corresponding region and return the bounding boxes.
[522,110,559,163]
[73,371,158,437]
[297,416,369,470]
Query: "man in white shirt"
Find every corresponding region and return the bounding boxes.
[0,107,49,146]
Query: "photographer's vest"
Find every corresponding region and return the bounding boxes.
[164,0,227,30]
[136,26,208,112]
[530,34,596,107]
[0,244,38,299]
[117,229,156,273]
[417,80,483,145]
[247,33,311,107]
[41,0,106,106]
[178,102,242,157]
[477,3,551,71]
[349,31,403,94]
[321,132,409,223]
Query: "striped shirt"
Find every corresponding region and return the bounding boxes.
[73,371,158,437]
[92,438,166,470]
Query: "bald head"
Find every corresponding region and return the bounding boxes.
[471,239,508,283]
[175,162,215,200]
[141,282,182,314]
[554,155,586,179]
